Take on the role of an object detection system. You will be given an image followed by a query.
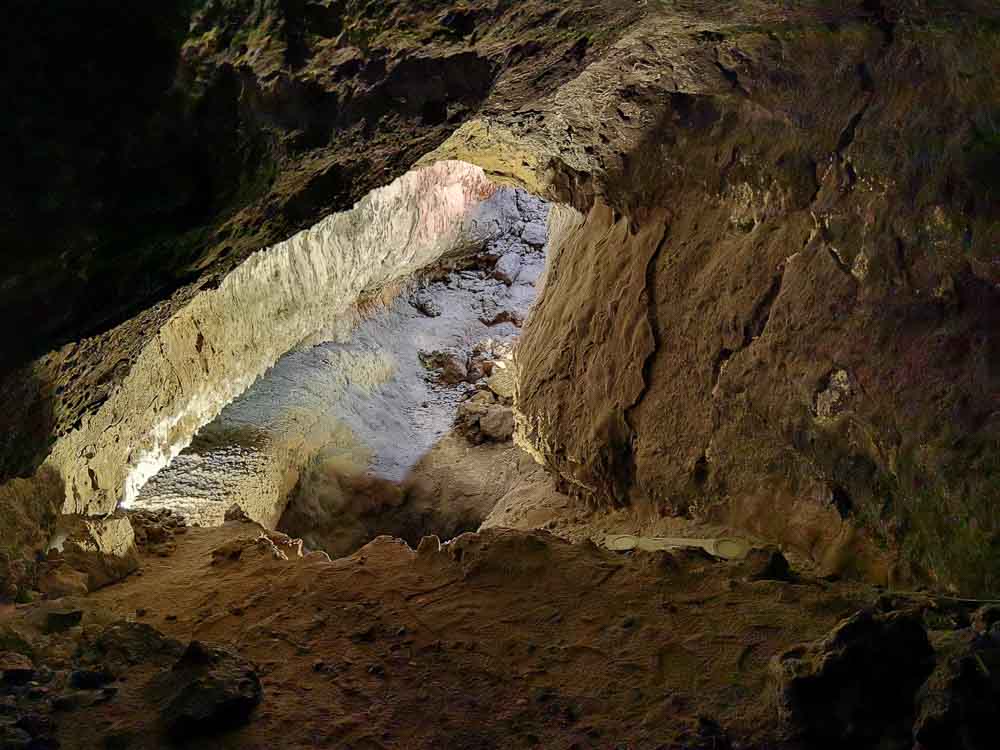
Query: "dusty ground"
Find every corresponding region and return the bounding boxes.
[3,520,882,749]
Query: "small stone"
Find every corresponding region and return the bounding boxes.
[0,653,34,685]
[410,290,441,317]
[480,405,515,441]
[159,641,262,740]
[44,610,82,634]
[521,220,547,247]
[493,253,522,285]
[69,669,113,690]
[480,308,523,327]
[743,546,792,581]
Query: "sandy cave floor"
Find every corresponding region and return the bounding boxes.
[3,517,880,749]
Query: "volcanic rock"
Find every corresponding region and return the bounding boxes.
[0,653,34,685]
[493,253,522,285]
[913,637,1000,750]
[770,608,934,745]
[480,405,515,442]
[157,641,262,740]
[36,566,88,599]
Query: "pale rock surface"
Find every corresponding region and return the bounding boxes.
[43,162,515,516]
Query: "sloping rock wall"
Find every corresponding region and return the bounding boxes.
[434,3,1000,592]
[43,161,517,516]
[1,1,997,595]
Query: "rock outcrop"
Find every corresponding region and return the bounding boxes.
[431,2,1000,593]
[770,608,935,746]
[0,1,997,597]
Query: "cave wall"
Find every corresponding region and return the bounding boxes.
[500,6,1000,592]
[44,161,516,516]
[1,1,998,594]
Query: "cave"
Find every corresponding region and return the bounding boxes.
[1,1,998,748]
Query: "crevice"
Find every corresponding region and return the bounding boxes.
[831,484,854,518]
[835,105,868,155]
[713,267,786,389]
[620,221,671,500]
[862,0,896,47]
[692,453,709,487]
[712,347,735,386]
[625,221,672,423]
[744,270,783,342]
[713,58,750,98]
[827,246,852,276]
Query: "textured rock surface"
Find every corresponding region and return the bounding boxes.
[914,632,1000,750]
[157,641,262,740]
[453,2,999,593]
[1,0,998,597]
[0,0,639,375]
[39,162,506,517]
[770,608,935,746]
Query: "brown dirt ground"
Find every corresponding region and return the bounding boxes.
[5,520,879,749]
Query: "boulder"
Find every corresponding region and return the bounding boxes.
[520,220,547,247]
[419,350,468,385]
[769,608,934,746]
[0,652,34,685]
[36,566,88,599]
[486,366,516,400]
[58,512,139,591]
[480,405,515,442]
[93,622,183,668]
[158,641,262,740]
[492,253,522,285]
[43,610,82,634]
[455,400,490,443]
[914,647,1000,750]
[742,546,792,581]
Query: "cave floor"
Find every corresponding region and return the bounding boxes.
[7,520,879,749]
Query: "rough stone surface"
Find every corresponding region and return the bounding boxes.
[0,468,63,601]
[480,405,515,442]
[57,513,139,591]
[465,4,1000,594]
[770,608,934,746]
[914,639,1000,750]
[492,253,522,285]
[157,641,262,740]
[0,0,997,601]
